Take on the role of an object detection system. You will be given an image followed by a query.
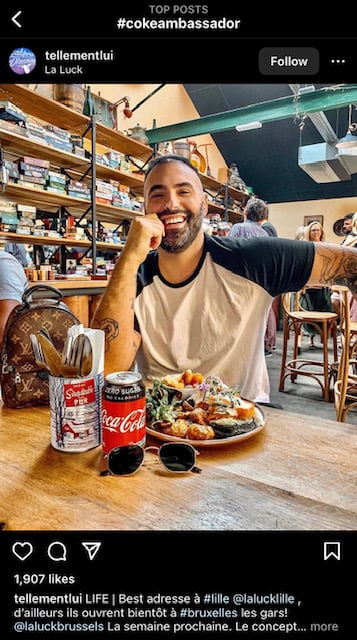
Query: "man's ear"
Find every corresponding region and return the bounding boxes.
[202,192,209,215]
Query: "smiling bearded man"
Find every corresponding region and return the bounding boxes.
[92,154,357,404]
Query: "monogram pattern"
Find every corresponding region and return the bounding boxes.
[1,298,80,408]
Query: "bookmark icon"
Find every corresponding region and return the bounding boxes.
[323,541,341,561]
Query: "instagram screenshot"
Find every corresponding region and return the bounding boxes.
[0,5,355,638]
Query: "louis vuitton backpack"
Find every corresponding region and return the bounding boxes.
[0,284,80,408]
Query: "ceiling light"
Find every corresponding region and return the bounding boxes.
[235,121,262,132]
[336,104,357,148]
[336,130,357,148]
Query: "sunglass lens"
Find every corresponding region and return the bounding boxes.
[160,443,195,472]
[107,445,144,475]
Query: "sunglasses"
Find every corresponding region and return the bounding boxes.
[100,443,202,476]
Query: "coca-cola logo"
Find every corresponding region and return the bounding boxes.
[102,408,146,432]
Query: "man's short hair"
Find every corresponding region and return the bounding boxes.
[145,154,199,180]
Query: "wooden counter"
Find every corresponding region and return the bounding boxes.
[48,280,108,292]
[29,279,108,325]
[0,402,356,531]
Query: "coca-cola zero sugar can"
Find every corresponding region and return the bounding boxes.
[102,371,146,454]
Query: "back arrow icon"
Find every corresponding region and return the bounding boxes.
[12,11,22,28]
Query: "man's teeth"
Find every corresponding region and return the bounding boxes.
[165,216,185,224]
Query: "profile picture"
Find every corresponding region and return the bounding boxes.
[9,47,36,75]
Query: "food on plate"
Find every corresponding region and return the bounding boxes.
[186,423,215,440]
[160,419,190,438]
[160,375,186,389]
[146,375,264,441]
[160,369,204,390]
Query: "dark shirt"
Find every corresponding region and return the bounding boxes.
[134,235,314,401]
[262,221,278,237]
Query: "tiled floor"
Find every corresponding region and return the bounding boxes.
[266,329,356,422]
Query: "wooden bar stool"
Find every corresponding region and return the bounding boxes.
[332,286,357,421]
[279,290,338,401]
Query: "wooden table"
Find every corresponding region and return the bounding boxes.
[0,402,356,531]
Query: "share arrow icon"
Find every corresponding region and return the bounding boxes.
[81,542,102,560]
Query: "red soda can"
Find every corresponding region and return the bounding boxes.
[102,371,146,454]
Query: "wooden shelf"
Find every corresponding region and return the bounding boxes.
[207,200,243,220]
[0,230,124,252]
[95,164,144,192]
[207,201,225,214]
[0,122,145,192]
[228,210,244,223]
[0,85,247,263]
[228,185,249,203]
[0,84,153,161]
[0,230,82,248]
[200,172,248,204]
[200,173,224,192]
[96,240,124,252]
[204,174,246,222]
[1,182,141,224]
[0,84,148,275]
[0,125,90,169]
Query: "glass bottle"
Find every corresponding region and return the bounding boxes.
[83,85,95,116]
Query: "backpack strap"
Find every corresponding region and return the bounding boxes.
[22,285,63,305]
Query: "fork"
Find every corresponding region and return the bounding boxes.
[67,333,87,375]
[61,323,84,368]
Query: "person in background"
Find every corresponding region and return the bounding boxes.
[91,155,357,405]
[256,200,279,354]
[259,202,278,237]
[228,198,276,358]
[300,220,333,350]
[295,225,306,240]
[341,211,357,248]
[229,198,276,357]
[331,212,357,320]
[303,220,325,243]
[4,242,31,268]
[216,221,231,237]
[0,250,28,348]
[341,212,355,244]
[229,197,269,239]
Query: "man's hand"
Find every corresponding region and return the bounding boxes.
[122,214,165,266]
[90,214,162,374]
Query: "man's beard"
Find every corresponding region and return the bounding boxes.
[160,203,204,253]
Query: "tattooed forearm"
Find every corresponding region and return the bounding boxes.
[313,244,357,295]
[92,317,119,351]
[89,260,140,372]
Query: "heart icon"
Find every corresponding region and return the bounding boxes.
[12,541,34,561]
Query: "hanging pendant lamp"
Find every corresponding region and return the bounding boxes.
[336,104,357,148]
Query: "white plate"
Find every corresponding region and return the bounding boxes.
[146,406,266,448]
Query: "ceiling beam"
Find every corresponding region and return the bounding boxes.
[146,84,357,144]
